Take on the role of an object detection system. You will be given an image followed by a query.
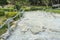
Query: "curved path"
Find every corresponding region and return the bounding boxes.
[7,11,60,40]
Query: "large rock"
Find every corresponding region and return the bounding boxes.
[6,11,60,40]
[30,25,43,34]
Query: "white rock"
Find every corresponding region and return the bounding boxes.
[30,25,43,34]
[7,11,60,40]
[19,23,28,32]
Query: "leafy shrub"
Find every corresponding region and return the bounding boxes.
[0,8,14,12]
[21,6,31,11]
[31,6,41,10]
[5,12,17,18]
[31,6,43,11]
[0,16,7,25]
[3,17,7,22]
[0,24,7,35]
[4,8,14,11]
[0,21,3,25]
[4,5,15,11]
[45,9,60,13]
[24,7,31,11]
[0,9,5,16]
[30,6,51,11]
[0,0,8,6]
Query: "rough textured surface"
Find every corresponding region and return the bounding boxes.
[7,11,60,40]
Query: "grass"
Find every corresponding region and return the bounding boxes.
[0,11,20,35]
[0,16,7,25]
[21,6,52,11]
[22,6,60,14]
[45,9,60,14]
[0,25,7,36]
[0,16,7,35]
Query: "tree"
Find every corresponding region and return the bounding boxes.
[14,0,30,5]
[7,0,15,4]
[0,0,8,6]
[42,0,49,8]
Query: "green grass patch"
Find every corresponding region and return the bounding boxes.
[21,6,51,11]
[0,16,7,35]
[0,11,20,35]
[5,12,18,18]
[45,9,60,14]
[0,16,7,25]
[0,25,7,36]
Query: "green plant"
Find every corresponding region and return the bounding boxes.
[5,12,17,18]
[31,6,44,11]
[0,0,7,6]
[0,9,5,16]
[3,17,7,22]
[0,21,3,25]
[4,8,14,11]
[45,9,60,13]
[0,24,7,35]
[4,5,15,11]
[21,6,31,11]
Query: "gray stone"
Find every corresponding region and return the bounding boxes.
[30,25,43,34]
[6,11,60,40]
